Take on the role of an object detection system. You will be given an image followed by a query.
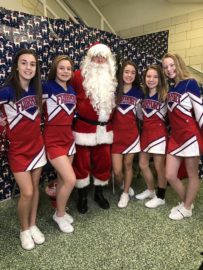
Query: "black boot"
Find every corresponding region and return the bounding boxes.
[94,186,110,209]
[77,187,88,214]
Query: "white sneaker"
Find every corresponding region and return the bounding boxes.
[30,225,45,245]
[128,187,135,197]
[118,192,129,208]
[64,212,74,224]
[53,212,74,233]
[20,229,35,251]
[169,204,192,220]
[120,183,134,197]
[135,189,155,200]
[145,196,165,208]
[170,202,194,213]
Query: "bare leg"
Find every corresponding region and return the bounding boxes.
[139,152,154,191]
[184,156,200,209]
[13,172,33,231]
[49,155,76,217]
[68,155,74,164]
[165,154,185,201]
[29,167,43,226]
[123,153,134,193]
[112,153,124,186]
[153,154,167,188]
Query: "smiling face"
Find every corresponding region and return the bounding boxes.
[162,57,177,80]
[55,59,72,84]
[145,68,159,92]
[17,53,36,84]
[123,64,136,87]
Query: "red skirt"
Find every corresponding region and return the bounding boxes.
[43,125,76,160]
[8,135,46,172]
[111,127,140,154]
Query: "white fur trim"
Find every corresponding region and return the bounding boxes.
[98,108,110,122]
[94,177,109,186]
[96,125,113,144]
[75,175,90,188]
[73,130,113,146]
[87,44,111,58]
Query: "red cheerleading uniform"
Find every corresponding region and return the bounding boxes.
[167,79,203,157]
[43,80,76,160]
[111,87,144,154]
[0,111,6,150]
[0,85,46,172]
[140,93,168,154]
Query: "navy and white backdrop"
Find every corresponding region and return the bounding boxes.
[0,7,170,201]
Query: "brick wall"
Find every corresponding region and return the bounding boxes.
[119,9,203,73]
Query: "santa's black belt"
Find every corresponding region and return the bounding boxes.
[76,114,110,126]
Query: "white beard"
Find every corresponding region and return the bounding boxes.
[81,60,117,121]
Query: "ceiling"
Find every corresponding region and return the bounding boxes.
[167,0,203,2]
[63,0,203,34]
[92,0,203,7]
[91,0,116,7]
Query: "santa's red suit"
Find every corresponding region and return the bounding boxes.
[72,68,114,183]
[71,43,117,213]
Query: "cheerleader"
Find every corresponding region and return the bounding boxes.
[43,55,76,232]
[135,65,168,208]
[0,49,47,250]
[112,60,144,208]
[162,53,203,220]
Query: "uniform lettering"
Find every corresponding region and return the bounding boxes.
[120,96,137,105]
[56,93,76,105]
[142,99,161,110]
[167,92,181,104]
[16,96,37,112]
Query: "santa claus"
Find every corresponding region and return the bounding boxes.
[72,43,117,213]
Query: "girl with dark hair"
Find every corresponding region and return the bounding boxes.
[0,49,47,250]
[136,65,168,208]
[162,53,203,220]
[43,55,76,232]
[111,60,144,208]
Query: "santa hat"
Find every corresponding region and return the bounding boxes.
[87,42,112,58]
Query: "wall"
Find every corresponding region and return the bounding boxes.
[0,1,202,71]
[118,9,203,73]
[0,0,72,20]
[100,0,203,32]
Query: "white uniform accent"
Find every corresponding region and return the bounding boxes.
[26,146,46,171]
[143,137,166,154]
[122,137,140,154]
[169,136,200,157]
